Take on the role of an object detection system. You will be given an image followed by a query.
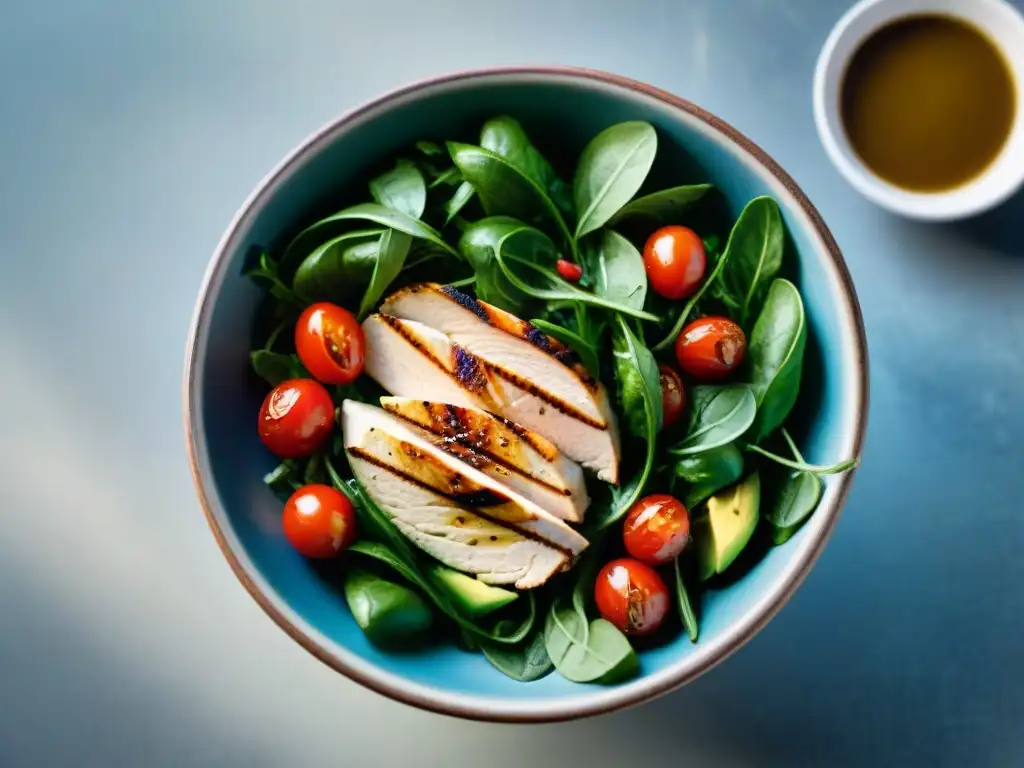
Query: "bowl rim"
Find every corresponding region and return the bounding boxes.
[184,65,869,723]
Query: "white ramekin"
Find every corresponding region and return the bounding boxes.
[814,0,1024,220]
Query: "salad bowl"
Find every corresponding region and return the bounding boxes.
[184,66,868,722]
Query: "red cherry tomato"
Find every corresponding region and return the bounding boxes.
[658,364,686,430]
[642,226,707,300]
[257,378,334,458]
[594,558,670,636]
[623,494,690,565]
[675,316,747,381]
[295,302,366,385]
[556,259,583,282]
[282,484,356,558]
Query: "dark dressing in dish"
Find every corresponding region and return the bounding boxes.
[841,15,1016,192]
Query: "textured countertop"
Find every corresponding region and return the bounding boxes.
[1,1,1022,765]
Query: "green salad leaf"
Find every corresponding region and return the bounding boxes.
[480,115,574,216]
[671,385,757,456]
[608,183,712,225]
[573,121,657,240]
[718,196,784,327]
[746,279,806,443]
[369,160,427,218]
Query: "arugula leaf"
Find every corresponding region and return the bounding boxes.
[573,121,657,240]
[245,251,304,307]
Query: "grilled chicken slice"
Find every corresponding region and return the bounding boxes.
[380,396,589,522]
[342,400,588,588]
[374,286,621,482]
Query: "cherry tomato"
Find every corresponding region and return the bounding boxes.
[282,484,356,558]
[257,378,334,458]
[658,364,685,430]
[594,558,670,636]
[642,226,707,300]
[295,302,366,385]
[675,316,747,381]
[623,494,690,565]
[556,259,583,282]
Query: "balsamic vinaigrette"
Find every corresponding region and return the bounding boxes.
[841,15,1016,192]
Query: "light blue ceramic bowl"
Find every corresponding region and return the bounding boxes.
[184,67,868,722]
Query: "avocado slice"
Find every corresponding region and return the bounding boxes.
[428,565,518,617]
[694,472,760,581]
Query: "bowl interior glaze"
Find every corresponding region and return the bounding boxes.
[186,69,867,722]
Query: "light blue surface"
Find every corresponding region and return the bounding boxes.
[192,71,864,707]
[1,1,1021,765]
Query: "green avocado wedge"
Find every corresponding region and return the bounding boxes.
[428,565,519,617]
[695,472,761,581]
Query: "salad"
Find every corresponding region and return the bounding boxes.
[247,116,859,684]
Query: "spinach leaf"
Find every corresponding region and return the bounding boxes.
[458,216,553,314]
[719,196,784,327]
[444,181,476,225]
[544,604,639,684]
[250,350,309,386]
[529,318,600,377]
[357,229,414,319]
[614,316,663,438]
[573,121,657,240]
[650,235,732,352]
[673,443,745,509]
[344,569,433,647]
[746,279,806,443]
[349,540,425,588]
[673,557,700,642]
[369,160,427,218]
[670,385,756,456]
[591,317,661,531]
[481,623,553,682]
[480,115,574,216]
[608,183,712,225]
[592,229,647,311]
[763,431,824,545]
[447,142,574,253]
[284,202,459,266]
[292,229,385,303]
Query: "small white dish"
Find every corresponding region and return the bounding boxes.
[814,0,1024,220]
